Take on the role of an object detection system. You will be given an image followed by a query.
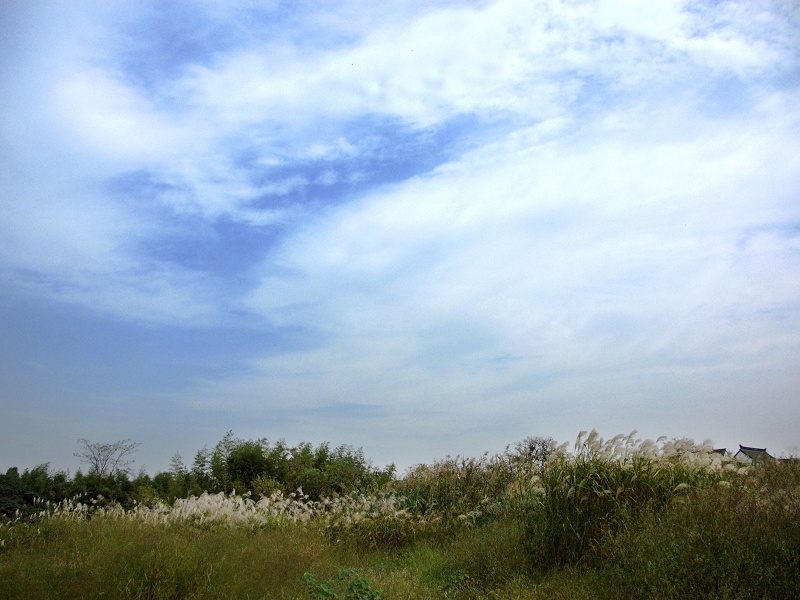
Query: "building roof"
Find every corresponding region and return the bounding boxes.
[734,445,774,462]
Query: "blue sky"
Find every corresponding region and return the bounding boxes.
[2,0,799,474]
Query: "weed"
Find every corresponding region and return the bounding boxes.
[302,569,385,599]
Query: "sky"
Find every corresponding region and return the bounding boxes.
[1,0,799,476]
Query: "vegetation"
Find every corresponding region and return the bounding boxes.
[74,438,141,477]
[1,431,798,599]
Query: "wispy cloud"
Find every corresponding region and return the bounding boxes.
[1,0,798,471]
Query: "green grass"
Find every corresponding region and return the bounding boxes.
[0,517,333,599]
[2,432,798,599]
[601,459,800,599]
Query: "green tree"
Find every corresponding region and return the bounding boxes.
[0,467,35,517]
[226,441,269,493]
[210,431,239,491]
[189,445,215,494]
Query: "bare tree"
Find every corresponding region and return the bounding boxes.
[74,438,141,476]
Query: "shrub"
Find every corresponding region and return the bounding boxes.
[0,514,330,599]
[301,569,385,600]
[251,473,285,498]
[323,491,442,551]
[397,453,515,520]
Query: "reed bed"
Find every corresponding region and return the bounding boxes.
[524,430,744,569]
[2,431,797,599]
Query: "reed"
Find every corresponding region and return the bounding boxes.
[2,431,796,599]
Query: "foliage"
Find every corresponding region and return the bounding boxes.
[397,452,516,521]
[189,445,215,492]
[2,430,798,599]
[431,517,529,595]
[226,440,270,492]
[602,458,800,599]
[523,430,736,569]
[0,468,35,518]
[70,469,138,509]
[2,432,396,519]
[302,569,385,600]
[1,465,79,518]
[324,492,439,551]
[511,436,557,473]
[208,433,394,500]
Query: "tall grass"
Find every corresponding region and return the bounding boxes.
[0,516,330,599]
[397,452,518,521]
[523,430,741,569]
[2,431,797,599]
[602,458,800,599]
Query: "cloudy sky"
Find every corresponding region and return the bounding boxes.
[1,0,799,475]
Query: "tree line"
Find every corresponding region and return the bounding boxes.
[1,432,398,518]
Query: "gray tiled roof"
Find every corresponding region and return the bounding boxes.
[734,445,774,461]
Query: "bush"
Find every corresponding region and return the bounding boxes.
[70,470,137,509]
[0,515,331,599]
[301,569,385,599]
[397,453,515,520]
[327,512,425,552]
[3,431,797,599]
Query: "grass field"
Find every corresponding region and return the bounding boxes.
[2,432,798,599]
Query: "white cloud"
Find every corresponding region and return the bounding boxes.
[234,91,800,432]
[2,0,799,468]
[172,1,639,129]
[8,0,792,251]
[52,67,184,164]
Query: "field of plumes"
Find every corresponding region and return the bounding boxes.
[2,431,799,599]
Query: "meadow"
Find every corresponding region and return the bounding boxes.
[2,431,799,599]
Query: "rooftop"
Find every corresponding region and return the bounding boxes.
[734,445,775,462]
